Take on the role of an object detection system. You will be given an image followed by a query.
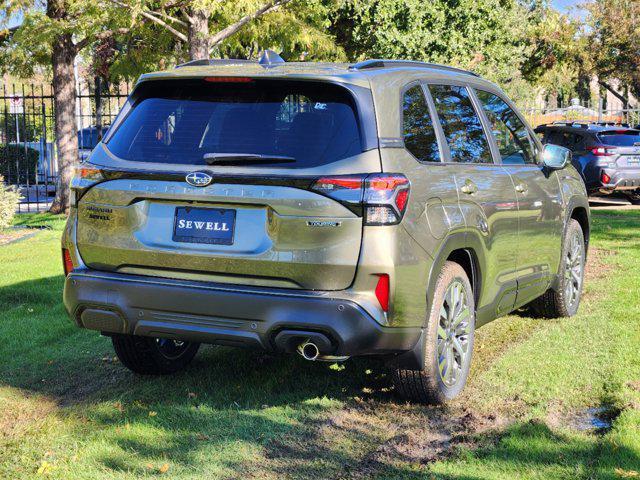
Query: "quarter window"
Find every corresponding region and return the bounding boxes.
[476,90,536,165]
[428,85,493,164]
[402,85,440,162]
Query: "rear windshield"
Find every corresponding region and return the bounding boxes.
[105,79,363,168]
[597,130,640,147]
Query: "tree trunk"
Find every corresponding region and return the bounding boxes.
[188,8,210,60]
[49,32,78,215]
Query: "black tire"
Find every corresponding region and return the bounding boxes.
[111,334,200,375]
[624,190,640,205]
[528,219,585,318]
[393,261,476,404]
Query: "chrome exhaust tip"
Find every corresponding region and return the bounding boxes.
[297,341,320,361]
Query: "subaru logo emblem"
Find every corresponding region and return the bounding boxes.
[185,171,212,187]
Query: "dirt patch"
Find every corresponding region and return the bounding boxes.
[546,402,620,434]
[584,248,617,282]
[0,390,57,442]
[265,397,511,479]
[0,228,37,245]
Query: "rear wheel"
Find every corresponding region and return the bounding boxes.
[529,219,585,318]
[393,261,475,404]
[112,334,200,374]
[624,190,640,205]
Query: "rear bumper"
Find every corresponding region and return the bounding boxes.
[63,270,421,359]
[598,168,640,192]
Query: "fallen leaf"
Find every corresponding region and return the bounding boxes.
[148,411,157,417]
[159,463,170,474]
[616,468,640,478]
[196,433,210,441]
[188,392,197,399]
[36,461,56,475]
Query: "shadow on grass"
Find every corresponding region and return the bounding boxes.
[2,275,639,478]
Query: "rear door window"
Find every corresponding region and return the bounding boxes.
[475,90,536,165]
[106,79,363,168]
[402,85,441,162]
[428,84,493,164]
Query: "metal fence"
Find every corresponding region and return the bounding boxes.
[521,99,640,130]
[1,83,640,212]
[0,82,130,212]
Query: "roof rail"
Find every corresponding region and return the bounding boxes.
[175,50,285,69]
[552,121,589,128]
[175,58,254,69]
[348,59,479,77]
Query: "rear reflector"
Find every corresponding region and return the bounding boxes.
[62,248,74,276]
[602,172,611,184]
[374,274,390,312]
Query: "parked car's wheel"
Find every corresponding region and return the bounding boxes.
[529,219,585,318]
[624,190,640,205]
[393,261,475,404]
[111,334,200,374]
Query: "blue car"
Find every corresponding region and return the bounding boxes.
[535,122,640,204]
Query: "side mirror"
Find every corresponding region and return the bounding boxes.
[542,144,571,170]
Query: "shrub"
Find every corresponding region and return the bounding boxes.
[0,175,21,229]
[0,144,40,184]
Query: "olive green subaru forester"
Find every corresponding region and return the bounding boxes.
[62,52,590,404]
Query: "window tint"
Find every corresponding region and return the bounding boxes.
[402,85,440,162]
[429,85,493,164]
[597,131,640,146]
[476,90,536,165]
[106,80,362,168]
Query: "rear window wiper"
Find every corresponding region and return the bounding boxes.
[203,153,296,165]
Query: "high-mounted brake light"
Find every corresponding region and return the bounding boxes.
[204,76,254,83]
[62,248,74,276]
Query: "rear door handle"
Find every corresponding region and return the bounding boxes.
[515,183,528,193]
[460,180,478,195]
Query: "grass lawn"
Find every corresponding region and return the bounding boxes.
[0,211,639,479]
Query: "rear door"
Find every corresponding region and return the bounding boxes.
[474,89,563,306]
[427,83,520,317]
[75,78,381,290]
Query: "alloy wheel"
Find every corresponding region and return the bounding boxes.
[437,281,472,387]
[564,231,584,308]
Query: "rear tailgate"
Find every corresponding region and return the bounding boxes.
[74,77,380,290]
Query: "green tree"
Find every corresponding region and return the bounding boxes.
[520,2,586,107]
[587,0,640,107]
[1,0,132,213]
[330,0,529,94]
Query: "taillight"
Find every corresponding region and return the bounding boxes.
[62,248,74,276]
[601,172,611,184]
[374,274,390,312]
[311,175,364,204]
[311,173,410,225]
[71,164,104,207]
[363,174,410,225]
[590,146,614,156]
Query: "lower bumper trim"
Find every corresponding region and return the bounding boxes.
[64,270,421,358]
